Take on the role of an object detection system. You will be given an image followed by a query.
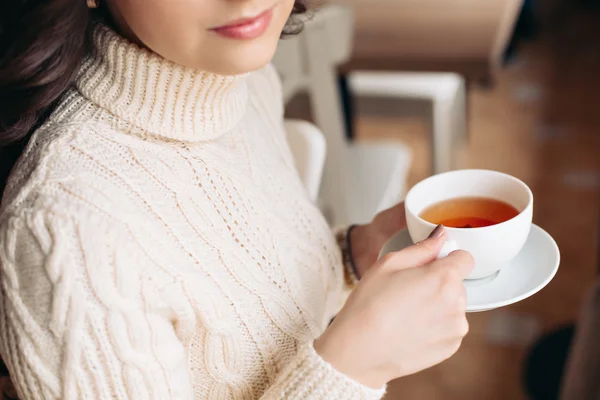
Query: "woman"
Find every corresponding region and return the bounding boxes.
[0,0,473,399]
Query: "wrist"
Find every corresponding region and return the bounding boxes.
[349,225,369,278]
[314,330,387,389]
[350,224,386,279]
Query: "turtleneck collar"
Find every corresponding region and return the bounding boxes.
[76,25,249,142]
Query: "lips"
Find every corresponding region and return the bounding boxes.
[210,8,274,40]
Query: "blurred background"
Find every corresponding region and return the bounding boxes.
[275,0,600,398]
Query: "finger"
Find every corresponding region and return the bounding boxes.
[383,225,446,270]
[432,249,475,279]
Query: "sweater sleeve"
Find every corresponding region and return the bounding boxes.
[0,208,194,400]
[261,343,385,400]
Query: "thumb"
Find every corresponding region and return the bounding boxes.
[384,225,446,270]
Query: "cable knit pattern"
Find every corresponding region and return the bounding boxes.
[0,25,385,400]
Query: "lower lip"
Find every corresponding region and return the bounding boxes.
[211,9,274,40]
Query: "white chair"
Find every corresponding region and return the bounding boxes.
[339,0,524,174]
[301,4,467,176]
[272,35,307,105]
[284,119,327,203]
[346,142,412,224]
[348,71,467,174]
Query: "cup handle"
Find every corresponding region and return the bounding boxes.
[436,240,459,260]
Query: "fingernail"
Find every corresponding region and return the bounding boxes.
[428,224,445,239]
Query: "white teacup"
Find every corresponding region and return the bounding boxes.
[405,169,533,280]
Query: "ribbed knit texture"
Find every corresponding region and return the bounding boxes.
[0,26,385,400]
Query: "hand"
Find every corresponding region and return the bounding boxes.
[350,202,407,278]
[315,226,474,388]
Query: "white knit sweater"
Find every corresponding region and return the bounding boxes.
[0,27,385,400]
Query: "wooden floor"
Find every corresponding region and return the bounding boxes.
[287,7,600,400]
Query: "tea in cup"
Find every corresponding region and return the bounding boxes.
[405,169,533,280]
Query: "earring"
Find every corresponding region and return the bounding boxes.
[86,0,100,8]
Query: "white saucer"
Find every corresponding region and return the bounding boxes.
[379,224,560,312]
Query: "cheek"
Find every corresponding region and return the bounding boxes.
[268,0,296,38]
[135,0,217,24]
[279,0,297,25]
[118,0,217,59]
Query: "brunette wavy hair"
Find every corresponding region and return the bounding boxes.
[0,1,308,396]
[0,0,308,197]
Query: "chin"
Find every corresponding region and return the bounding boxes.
[211,38,281,76]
